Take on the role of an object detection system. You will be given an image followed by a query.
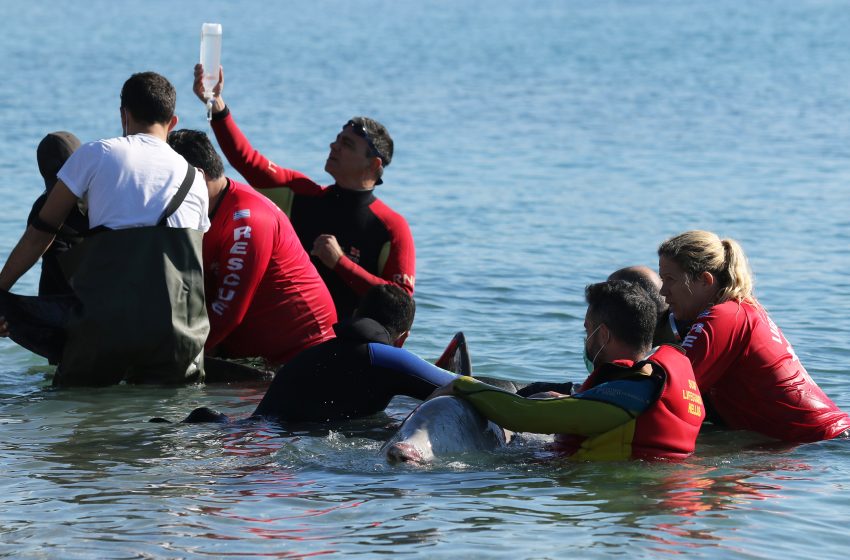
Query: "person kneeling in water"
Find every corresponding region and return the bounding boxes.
[658,230,850,442]
[514,265,682,399]
[434,280,704,461]
[251,284,456,422]
[29,131,89,298]
[167,129,337,368]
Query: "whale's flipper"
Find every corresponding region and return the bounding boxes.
[434,331,472,376]
[432,332,528,392]
[148,406,231,424]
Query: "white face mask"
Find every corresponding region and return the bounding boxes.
[583,324,609,374]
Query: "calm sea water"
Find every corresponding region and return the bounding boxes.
[2,0,850,557]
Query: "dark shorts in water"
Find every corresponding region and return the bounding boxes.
[0,289,77,365]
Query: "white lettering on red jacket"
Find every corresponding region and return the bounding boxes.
[212,225,254,315]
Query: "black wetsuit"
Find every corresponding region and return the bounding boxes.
[210,108,416,319]
[252,317,455,422]
[288,186,411,318]
[27,195,88,296]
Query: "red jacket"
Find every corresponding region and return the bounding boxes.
[683,300,850,442]
[204,179,337,364]
[557,345,704,461]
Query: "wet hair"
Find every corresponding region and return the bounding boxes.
[658,230,755,305]
[585,280,656,353]
[356,284,415,340]
[120,72,176,125]
[348,116,393,184]
[167,129,225,180]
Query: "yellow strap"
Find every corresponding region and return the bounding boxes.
[377,241,391,275]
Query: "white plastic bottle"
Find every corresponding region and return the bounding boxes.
[200,23,222,119]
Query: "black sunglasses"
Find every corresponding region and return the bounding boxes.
[345,120,386,164]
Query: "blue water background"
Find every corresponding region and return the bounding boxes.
[2,0,850,557]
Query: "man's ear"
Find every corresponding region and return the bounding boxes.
[598,323,611,343]
[393,331,409,348]
[167,114,179,132]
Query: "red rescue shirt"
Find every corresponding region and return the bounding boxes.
[683,300,850,442]
[203,179,337,364]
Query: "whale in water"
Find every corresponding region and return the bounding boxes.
[381,396,508,463]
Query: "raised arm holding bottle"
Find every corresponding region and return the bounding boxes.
[192,64,415,319]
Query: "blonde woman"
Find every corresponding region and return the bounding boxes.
[658,230,849,442]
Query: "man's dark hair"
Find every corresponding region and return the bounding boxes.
[349,116,393,184]
[585,280,655,353]
[120,72,176,125]
[167,129,225,180]
[356,284,414,339]
[608,267,667,316]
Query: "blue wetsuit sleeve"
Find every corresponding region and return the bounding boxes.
[572,379,657,415]
[368,343,459,388]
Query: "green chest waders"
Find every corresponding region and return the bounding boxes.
[56,164,209,386]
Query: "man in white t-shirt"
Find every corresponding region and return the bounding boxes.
[0,72,211,385]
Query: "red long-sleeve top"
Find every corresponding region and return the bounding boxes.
[204,179,337,365]
[683,300,850,442]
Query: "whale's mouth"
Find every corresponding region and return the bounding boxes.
[385,442,425,464]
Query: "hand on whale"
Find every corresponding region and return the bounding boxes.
[381,395,508,464]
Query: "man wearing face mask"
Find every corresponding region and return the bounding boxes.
[509,265,683,399]
[435,280,704,461]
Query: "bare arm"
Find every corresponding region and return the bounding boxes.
[0,180,78,291]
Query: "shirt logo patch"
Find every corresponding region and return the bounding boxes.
[348,246,361,263]
[233,209,251,220]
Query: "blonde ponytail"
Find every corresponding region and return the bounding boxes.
[716,238,755,304]
[658,230,756,305]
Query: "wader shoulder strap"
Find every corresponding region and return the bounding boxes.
[157,163,196,226]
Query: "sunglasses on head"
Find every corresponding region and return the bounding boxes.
[344,120,386,164]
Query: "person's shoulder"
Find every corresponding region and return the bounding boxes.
[706,300,761,319]
[57,139,113,176]
[228,178,265,200]
[693,301,758,338]
[228,179,285,216]
[73,137,116,158]
[368,196,411,229]
[699,300,739,320]
[216,178,285,229]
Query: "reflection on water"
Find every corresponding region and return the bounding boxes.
[1,381,847,557]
